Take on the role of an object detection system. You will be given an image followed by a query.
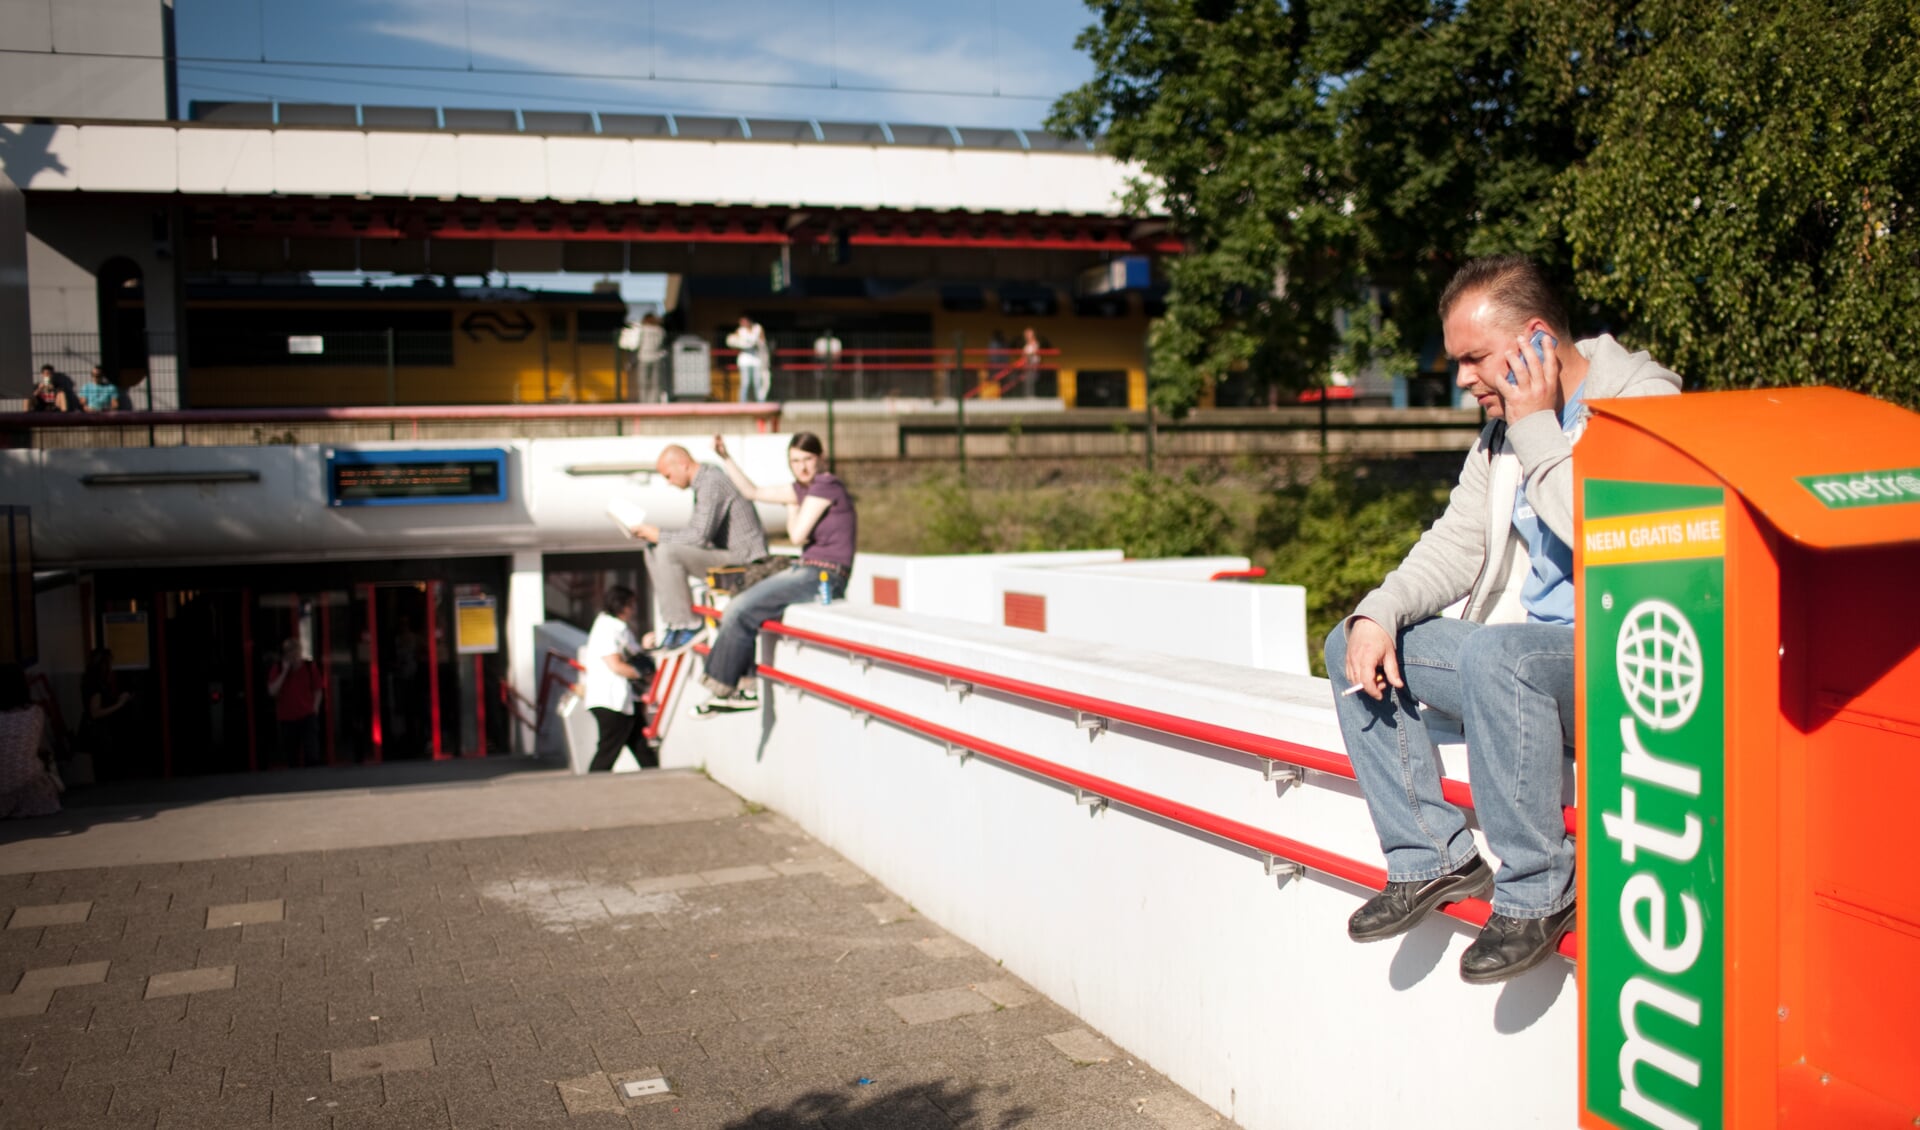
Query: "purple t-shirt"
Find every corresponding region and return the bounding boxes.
[795,472,857,570]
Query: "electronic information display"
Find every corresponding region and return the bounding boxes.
[326,448,509,507]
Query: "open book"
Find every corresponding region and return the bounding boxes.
[605,497,647,537]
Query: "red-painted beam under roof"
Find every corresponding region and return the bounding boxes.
[180,197,1183,253]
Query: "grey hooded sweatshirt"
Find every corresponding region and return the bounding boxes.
[1351,334,1683,633]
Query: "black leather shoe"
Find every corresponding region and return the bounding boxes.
[1459,902,1577,984]
[1347,857,1493,942]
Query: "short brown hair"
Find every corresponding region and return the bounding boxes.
[1437,255,1568,338]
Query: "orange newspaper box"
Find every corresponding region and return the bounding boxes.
[1575,387,1920,1130]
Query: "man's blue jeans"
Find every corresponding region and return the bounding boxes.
[1323,617,1576,919]
[705,565,846,688]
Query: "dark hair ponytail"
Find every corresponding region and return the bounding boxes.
[788,432,825,457]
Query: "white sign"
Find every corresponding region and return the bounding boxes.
[287,335,325,355]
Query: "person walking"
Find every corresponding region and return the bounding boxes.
[267,638,324,768]
[696,432,856,714]
[582,586,654,771]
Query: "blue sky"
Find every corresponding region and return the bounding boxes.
[174,0,1100,131]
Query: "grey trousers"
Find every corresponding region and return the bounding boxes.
[646,542,734,628]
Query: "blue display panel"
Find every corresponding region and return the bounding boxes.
[326,448,509,507]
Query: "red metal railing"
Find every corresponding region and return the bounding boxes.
[754,660,1576,959]
[755,617,1576,836]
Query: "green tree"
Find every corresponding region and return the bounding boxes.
[1556,0,1920,407]
[1049,0,1584,416]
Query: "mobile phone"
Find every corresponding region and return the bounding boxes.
[1506,329,1553,385]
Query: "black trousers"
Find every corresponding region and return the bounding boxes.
[588,707,653,772]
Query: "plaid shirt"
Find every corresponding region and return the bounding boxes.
[658,465,769,564]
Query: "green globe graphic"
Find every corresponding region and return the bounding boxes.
[1616,599,1703,732]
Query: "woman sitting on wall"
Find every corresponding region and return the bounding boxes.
[697,432,856,714]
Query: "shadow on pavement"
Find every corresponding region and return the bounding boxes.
[725,1079,1033,1128]
[0,756,560,847]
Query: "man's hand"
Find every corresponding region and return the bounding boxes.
[632,522,660,543]
[1490,331,1559,424]
[1344,617,1403,701]
[712,435,730,460]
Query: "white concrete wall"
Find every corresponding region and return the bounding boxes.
[0,431,799,568]
[848,550,1124,622]
[0,0,169,121]
[994,563,1311,675]
[0,120,1135,215]
[659,604,1573,1130]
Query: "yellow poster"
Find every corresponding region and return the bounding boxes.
[103,611,150,669]
[455,596,499,655]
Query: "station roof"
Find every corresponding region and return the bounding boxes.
[0,110,1142,219]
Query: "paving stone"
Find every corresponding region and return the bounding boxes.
[554,1069,625,1115]
[883,986,994,1026]
[0,987,53,1016]
[627,873,708,896]
[1046,1028,1121,1064]
[1135,1089,1231,1128]
[18,959,113,992]
[330,1035,436,1080]
[145,966,237,999]
[697,864,779,886]
[0,773,1237,1129]
[911,935,973,961]
[8,901,93,928]
[863,899,915,925]
[204,899,284,929]
[971,978,1038,1009]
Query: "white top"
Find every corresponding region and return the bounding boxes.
[582,612,638,714]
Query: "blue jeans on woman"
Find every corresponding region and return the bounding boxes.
[1324,616,1577,919]
[705,565,848,688]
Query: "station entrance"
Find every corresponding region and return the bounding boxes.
[87,557,512,779]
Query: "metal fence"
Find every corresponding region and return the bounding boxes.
[27,332,182,412]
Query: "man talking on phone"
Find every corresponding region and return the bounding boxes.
[1323,256,1681,982]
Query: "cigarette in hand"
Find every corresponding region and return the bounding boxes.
[1341,682,1367,697]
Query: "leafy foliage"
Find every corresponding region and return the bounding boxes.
[1049,0,1583,415]
[1053,0,1920,412]
[1254,464,1450,675]
[1556,0,1920,405]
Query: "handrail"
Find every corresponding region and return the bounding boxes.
[0,403,783,427]
[756,617,1577,836]
[754,661,1577,960]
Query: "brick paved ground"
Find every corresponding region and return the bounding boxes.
[0,769,1232,1129]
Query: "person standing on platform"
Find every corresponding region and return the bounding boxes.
[696,432,856,714]
[268,638,324,768]
[726,316,771,402]
[582,586,654,772]
[29,365,69,412]
[637,314,667,402]
[1323,255,1681,983]
[622,444,769,654]
[1019,327,1043,397]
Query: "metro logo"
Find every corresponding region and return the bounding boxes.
[1796,465,1920,510]
[1584,481,1726,1130]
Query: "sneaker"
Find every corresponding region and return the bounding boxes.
[648,626,705,654]
[694,692,759,718]
[1346,856,1494,942]
[1459,902,1577,984]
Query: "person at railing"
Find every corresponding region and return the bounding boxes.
[29,365,72,413]
[621,444,770,654]
[1324,255,1681,983]
[725,316,771,403]
[696,432,856,715]
[80,366,125,413]
[581,585,654,771]
[1019,327,1043,397]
